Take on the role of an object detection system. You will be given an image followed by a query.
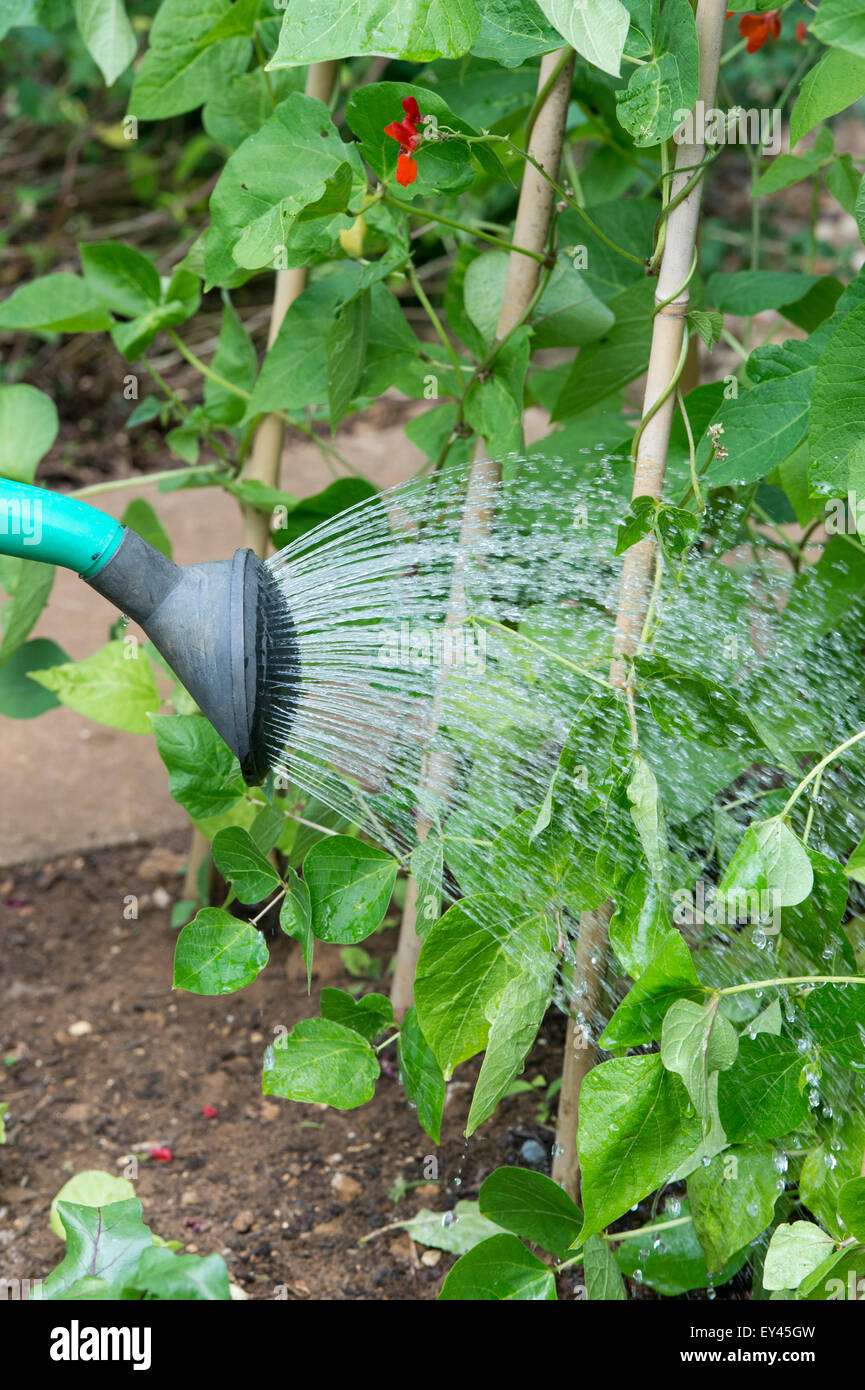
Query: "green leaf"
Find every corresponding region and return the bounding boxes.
[268,0,482,66]
[838,1177,865,1242]
[762,1221,836,1292]
[79,241,160,318]
[410,837,444,939]
[707,339,816,487]
[601,931,702,1047]
[0,637,68,718]
[327,290,371,427]
[537,0,629,77]
[471,0,561,66]
[627,754,667,888]
[0,383,59,483]
[616,0,699,146]
[0,273,113,333]
[812,0,865,59]
[0,559,55,662]
[50,1170,137,1240]
[660,997,739,1114]
[73,0,136,85]
[0,1102,6,1144]
[119,1246,231,1301]
[438,1233,557,1300]
[578,1055,702,1239]
[466,955,554,1135]
[464,325,531,456]
[791,48,865,147]
[152,713,246,821]
[706,271,821,317]
[552,279,655,420]
[128,0,252,119]
[320,987,394,1044]
[615,1198,749,1295]
[718,817,813,913]
[271,477,377,548]
[717,1034,811,1142]
[120,498,172,558]
[279,871,314,991]
[303,834,397,945]
[174,907,269,994]
[30,640,160,734]
[397,1006,445,1144]
[809,302,865,493]
[687,1144,779,1273]
[479,1167,582,1256]
[43,1199,152,1300]
[584,1233,627,1299]
[201,297,257,427]
[212,826,282,904]
[262,1017,379,1109]
[415,895,554,1078]
[805,984,865,1068]
[205,94,359,287]
[403,1199,505,1254]
[616,495,655,554]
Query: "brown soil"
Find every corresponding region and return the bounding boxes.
[0,837,567,1301]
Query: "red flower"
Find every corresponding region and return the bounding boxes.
[738,10,781,52]
[385,96,423,186]
[148,1145,172,1162]
[795,19,807,42]
[201,1104,219,1119]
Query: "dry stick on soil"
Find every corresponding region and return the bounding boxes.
[183,62,339,902]
[550,0,727,1202]
[390,48,576,1019]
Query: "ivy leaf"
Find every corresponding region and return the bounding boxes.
[0,273,113,333]
[303,835,397,945]
[537,0,629,78]
[762,1221,836,1292]
[42,1200,153,1300]
[397,1006,446,1144]
[262,1017,379,1109]
[128,0,252,119]
[320,987,393,1044]
[717,1034,811,1142]
[152,714,246,821]
[211,826,282,904]
[174,907,269,994]
[616,0,699,146]
[30,640,160,734]
[269,0,481,66]
[578,1055,702,1238]
[479,1167,582,1256]
[687,1144,780,1273]
[438,1233,556,1300]
[584,1234,627,1300]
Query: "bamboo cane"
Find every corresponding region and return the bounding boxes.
[551,0,728,1202]
[391,48,576,1019]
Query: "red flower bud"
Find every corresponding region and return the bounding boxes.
[738,10,781,51]
[795,19,807,42]
[148,1145,173,1162]
[385,97,423,185]
[201,1104,219,1119]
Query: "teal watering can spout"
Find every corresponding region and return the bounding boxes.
[0,479,298,784]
